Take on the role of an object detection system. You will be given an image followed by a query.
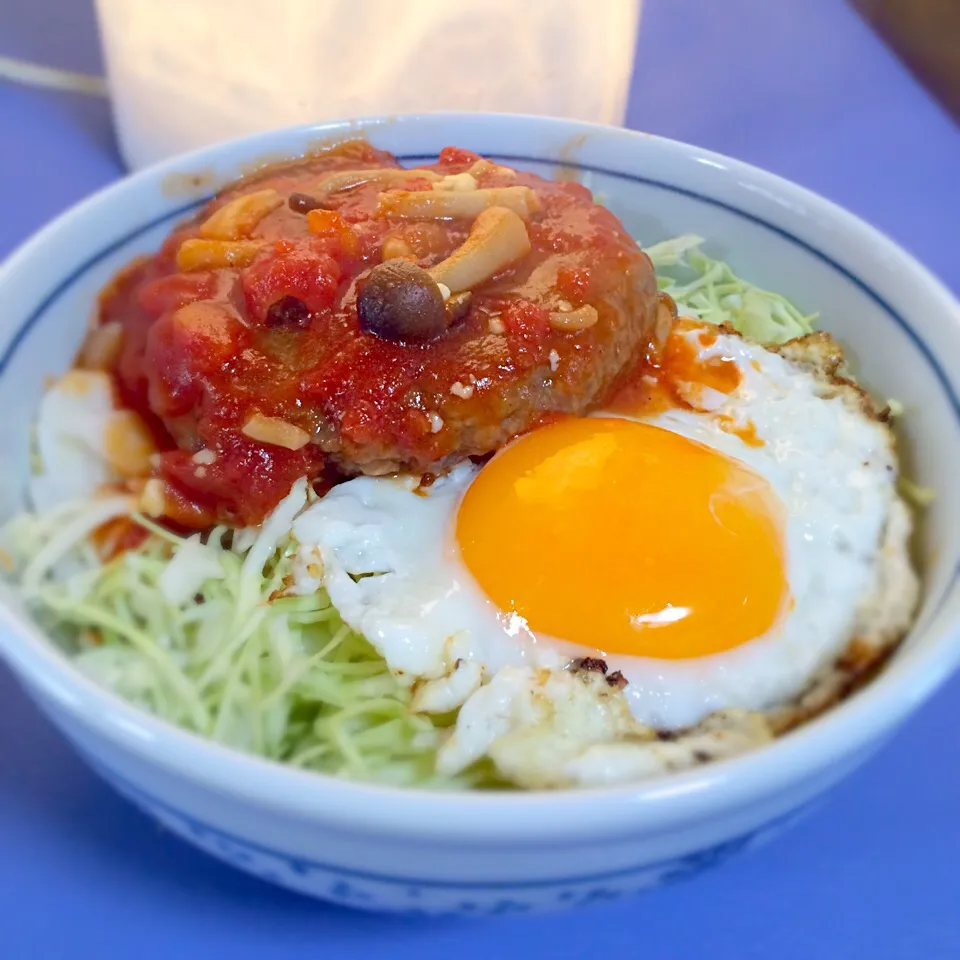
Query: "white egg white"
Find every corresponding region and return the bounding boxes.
[30,370,119,510]
[435,665,772,789]
[291,466,566,682]
[31,369,159,518]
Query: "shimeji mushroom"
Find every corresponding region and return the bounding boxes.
[286,169,445,216]
[375,186,540,221]
[241,413,312,450]
[313,167,442,195]
[547,305,600,331]
[199,189,284,240]
[358,207,532,342]
[176,239,264,271]
[428,206,532,294]
[357,261,449,342]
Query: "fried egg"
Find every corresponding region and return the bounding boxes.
[292,322,914,780]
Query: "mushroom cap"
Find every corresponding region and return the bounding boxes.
[357,260,449,343]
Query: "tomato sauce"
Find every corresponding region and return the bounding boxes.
[94,141,655,527]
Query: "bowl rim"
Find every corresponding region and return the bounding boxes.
[1,111,960,842]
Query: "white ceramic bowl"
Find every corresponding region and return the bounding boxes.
[1,114,959,916]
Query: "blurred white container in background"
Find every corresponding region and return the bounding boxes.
[94,0,642,171]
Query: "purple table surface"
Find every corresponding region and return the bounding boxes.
[1,1,959,956]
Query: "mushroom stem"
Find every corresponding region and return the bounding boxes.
[315,168,441,196]
[428,207,531,294]
[376,186,540,221]
[241,414,311,450]
[176,239,263,271]
[199,189,283,240]
[548,304,599,331]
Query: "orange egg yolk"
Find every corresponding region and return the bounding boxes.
[456,417,788,660]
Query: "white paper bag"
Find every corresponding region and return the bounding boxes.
[94,0,642,169]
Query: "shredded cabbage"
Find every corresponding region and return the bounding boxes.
[644,234,818,343]
[1,494,498,789]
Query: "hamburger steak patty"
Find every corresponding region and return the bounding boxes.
[96,142,660,526]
